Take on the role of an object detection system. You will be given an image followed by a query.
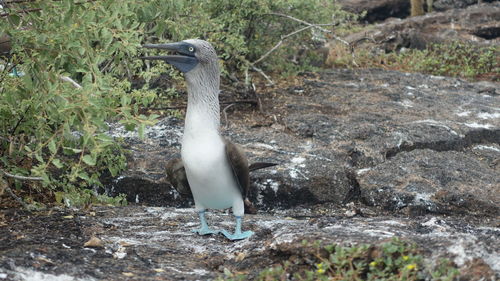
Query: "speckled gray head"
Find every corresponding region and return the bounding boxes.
[141,39,218,74]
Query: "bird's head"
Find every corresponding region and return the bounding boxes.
[141,39,219,83]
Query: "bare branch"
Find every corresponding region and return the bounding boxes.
[266,12,350,46]
[222,103,235,129]
[59,76,82,89]
[1,169,43,181]
[249,12,351,74]
[1,176,38,210]
[251,65,274,85]
[0,0,98,17]
[0,7,42,17]
[251,25,311,66]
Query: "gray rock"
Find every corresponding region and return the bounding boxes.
[336,0,411,23]
[344,2,500,51]
[106,68,499,218]
[358,149,499,215]
[433,0,492,11]
[2,206,497,280]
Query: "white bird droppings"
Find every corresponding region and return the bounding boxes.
[477,112,500,120]
[356,168,371,175]
[291,157,306,164]
[473,145,500,153]
[464,122,493,129]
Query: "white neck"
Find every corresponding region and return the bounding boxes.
[184,67,220,135]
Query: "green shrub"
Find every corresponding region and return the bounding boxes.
[0,1,156,206]
[140,0,358,75]
[0,0,356,207]
[220,238,459,281]
[327,41,499,81]
[411,42,499,79]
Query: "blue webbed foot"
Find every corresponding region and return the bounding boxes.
[220,229,254,240]
[220,216,253,240]
[192,210,219,236]
[192,227,219,235]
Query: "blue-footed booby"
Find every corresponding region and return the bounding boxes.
[142,39,274,240]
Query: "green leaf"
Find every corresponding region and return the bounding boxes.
[52,158,64,168]
[7,15,21,26]
[96,133,113,143]
[63,147,83,155]
[82,155,96,166]
[124,122,135,131]
[148,114,160,121]
[48,139,57,154]
[35,153,44,163]
[138,123,145,139]
[78,46,86,56]
[54,191,64,203]
[78,171,90,181]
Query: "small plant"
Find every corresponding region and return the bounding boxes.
[411,42,499,79]
[327,41,499,81]
[431,259,460,281]
[219,238,459,280]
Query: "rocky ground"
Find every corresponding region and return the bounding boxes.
[2,67,497,280]
[0,205,498,280]
[108,68,499,218]
[1,1,499,280]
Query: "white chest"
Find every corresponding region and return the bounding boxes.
[181,131,241,210]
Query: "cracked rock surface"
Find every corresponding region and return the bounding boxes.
[1,68,499,280]
[344,2,500,51]
[0,206,498,280]
[107,68,499,218]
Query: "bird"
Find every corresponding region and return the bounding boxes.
[166,157,276,214]
[142,39,275,240]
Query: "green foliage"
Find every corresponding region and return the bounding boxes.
[140,0,358,75]
[0,0,155,206]
[0,0,358,207]
[410,42,499,79]
[328,41,499,81]
[220,238,459,281]
[431,259,460,281]
[54,188,127,207]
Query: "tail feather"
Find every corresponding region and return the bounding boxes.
[248,162,278,172]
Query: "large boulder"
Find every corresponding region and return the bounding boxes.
[336,0,497,23]
[336,0,411,22]
[433,0,496,11]
[344,2,500,51]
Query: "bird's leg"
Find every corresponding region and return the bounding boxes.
[192,210,218,235]
[220,216,254,240]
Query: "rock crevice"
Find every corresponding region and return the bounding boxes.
[384,128,500,158]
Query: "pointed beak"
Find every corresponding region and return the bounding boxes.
[142,42,185,51]
[141,42,198,73]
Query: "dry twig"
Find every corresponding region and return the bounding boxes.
[249,12,352,82]
[222,103,235,129]
[0,175,37,210]
[59,76,82,89]
[1,169,43,181]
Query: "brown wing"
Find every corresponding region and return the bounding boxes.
[165,158,192,198]
[224,139,250,198]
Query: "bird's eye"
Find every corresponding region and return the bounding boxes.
[188,47,194,52]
